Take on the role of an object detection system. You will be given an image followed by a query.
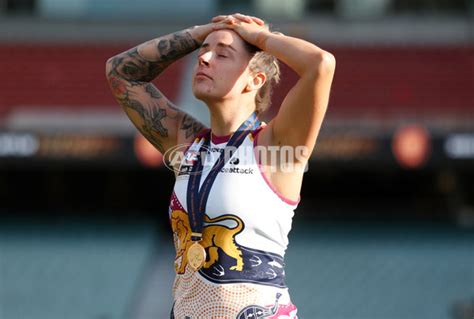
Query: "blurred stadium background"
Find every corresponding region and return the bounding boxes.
[0,0,473,318]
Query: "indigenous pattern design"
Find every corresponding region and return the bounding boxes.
[169,129,298,317]
[171,271,298,318]
[170,193,286,288]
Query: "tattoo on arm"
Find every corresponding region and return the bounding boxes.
[107,30,201,152]
[117,92,169,153]
[180,114,205,139]
[157,32,201,63]
[108,31,199,152]
[145,83,163,99]
[107,31,199,83]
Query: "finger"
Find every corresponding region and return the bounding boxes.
[223,16,239,25]
[212,15,227,22]
[233,13,253,24]
[213,16,237,25]
[212,21,235,31]
[231,13,265,25]
[250,16,265,26]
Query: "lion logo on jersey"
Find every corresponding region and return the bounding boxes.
[170,209,192,273]
[170,209,245,274]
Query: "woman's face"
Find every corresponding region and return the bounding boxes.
[192,30,253,104]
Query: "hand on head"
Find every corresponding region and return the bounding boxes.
[211,13,270,49]
[212,13,265,26]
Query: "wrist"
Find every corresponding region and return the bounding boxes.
[255,31,270,50]
[187,24,212,44]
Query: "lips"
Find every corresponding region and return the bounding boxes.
[195,71,212,80]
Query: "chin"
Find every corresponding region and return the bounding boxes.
[193,90,208,102]
[192,86,215,103]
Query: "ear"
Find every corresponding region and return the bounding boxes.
[245,72,266,92]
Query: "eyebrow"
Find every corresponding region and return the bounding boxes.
[200,42,237,52]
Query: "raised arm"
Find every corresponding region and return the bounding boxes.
[211,14,335,201]
[263,33,335,157]
[105,26,216,153]
[212,15,336,159]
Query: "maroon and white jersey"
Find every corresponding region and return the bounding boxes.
[169,127,299,318]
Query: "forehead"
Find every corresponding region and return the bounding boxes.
[202,30,247,52]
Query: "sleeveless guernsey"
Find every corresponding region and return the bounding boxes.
[168,127,299,318]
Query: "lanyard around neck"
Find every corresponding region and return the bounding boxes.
[186,112,261,242]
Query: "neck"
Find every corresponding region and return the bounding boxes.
[207,100,256,136]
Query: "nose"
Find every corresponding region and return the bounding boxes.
[198,51,212,66]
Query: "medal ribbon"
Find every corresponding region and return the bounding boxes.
[186,112,261,242]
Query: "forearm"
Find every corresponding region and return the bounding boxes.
[106,29,201,83]
[260,32,335,77]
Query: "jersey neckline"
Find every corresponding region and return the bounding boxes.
[211,132,231,144]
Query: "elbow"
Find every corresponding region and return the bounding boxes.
[105,57,115,80]
[297,50,335,78]
[105,54,125,81]
[313,51,336,76]
[320,51,336,72]
[105,57,127,97]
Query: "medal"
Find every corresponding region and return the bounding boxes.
[187,241,206,271]
[184,112,260,272]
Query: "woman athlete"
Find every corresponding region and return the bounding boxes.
[106,13,335,319]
